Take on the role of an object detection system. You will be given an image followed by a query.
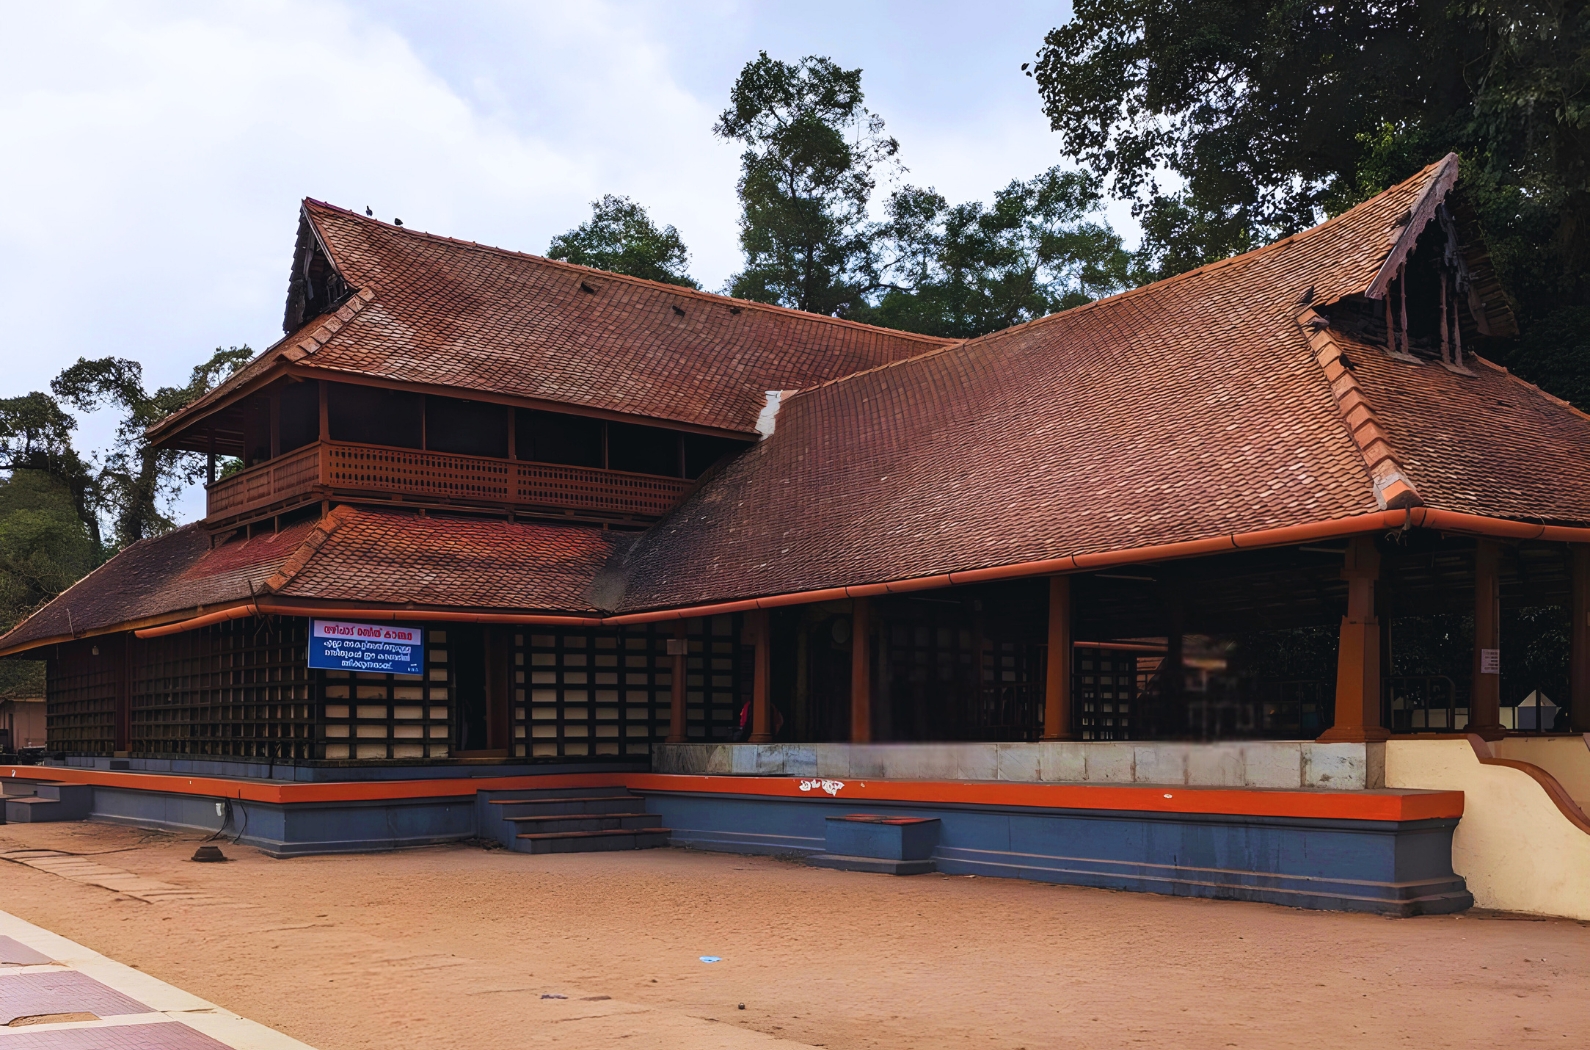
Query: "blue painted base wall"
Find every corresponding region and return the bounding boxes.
[88,788,478,857]
[641,792,1472,916]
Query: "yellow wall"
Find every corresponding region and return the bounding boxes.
[1386,738,1590,920]
[1492,735,1590,810]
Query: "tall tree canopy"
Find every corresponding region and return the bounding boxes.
[1032,0,1590,404]
[856,167,1132,338]
[50,345,253,546]
[547,195,699,287]
[716,52,899,315]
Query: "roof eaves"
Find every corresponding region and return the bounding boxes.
[1299,308,1422,510]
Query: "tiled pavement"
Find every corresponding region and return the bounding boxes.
[0,911,312,1050]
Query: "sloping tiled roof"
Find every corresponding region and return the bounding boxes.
[0,510,621,655]
[150,202,954,443]
[604,157,1590,611]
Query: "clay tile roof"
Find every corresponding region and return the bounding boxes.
[151,202,954,444]
[604,156,1590,611]
[0,510,622,656]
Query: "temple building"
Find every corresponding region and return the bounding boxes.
[4,155,1589,918]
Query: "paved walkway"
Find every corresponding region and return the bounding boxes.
[0,909,311,1050]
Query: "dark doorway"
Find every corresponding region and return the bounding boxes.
[452,625,490,753]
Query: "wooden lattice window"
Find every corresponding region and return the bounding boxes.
[686,615,747,741]
[515,627,680,759]
[1075,648,1137,741]
[46,640,119,756]
[129,618,315,759]
[320,627,451,760]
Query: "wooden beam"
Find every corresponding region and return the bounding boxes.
[1469,539,1506,739]
[850,597,872,743]
[1043,576,1074,740]
[1319,535,1389,742]
[749,610,772,743]
[668,621,688,744]
[1573,546,1590,733]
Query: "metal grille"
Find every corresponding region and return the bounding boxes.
[320,627,450,760]
[45,640,118,756]
[129,618,315,759]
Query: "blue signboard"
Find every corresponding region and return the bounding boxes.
[308,619,424,675]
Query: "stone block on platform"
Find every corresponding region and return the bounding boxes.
[1303,743,1368,789]
[807,813,940,876]
[995,743,1041,782]
[1134,745,1188,785]
[1186,745,1245,786]
[1039,743,1087,783]
[813,745,852,778]
[1084,743,1136,783]
[1242,743,1304,788]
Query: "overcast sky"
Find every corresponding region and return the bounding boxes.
[2,1,1115,522]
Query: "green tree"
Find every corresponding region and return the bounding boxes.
[856,167,1133,338]
[51,345,253,545]
[0,469,100,699]
[0,391,101,549]
[547,195,699,287]
[1031,0,1590,403]
[716,52,899,316]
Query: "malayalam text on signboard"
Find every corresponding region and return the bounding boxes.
[308,619,424,675]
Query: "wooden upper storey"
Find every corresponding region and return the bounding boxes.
[196,377,747,528]
[149,198,955,529]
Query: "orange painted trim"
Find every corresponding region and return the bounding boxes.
[624,774,1463,822]
[0,765,1463,821]
[135,603,258,638]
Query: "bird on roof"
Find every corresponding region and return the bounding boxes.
[365,206,373,216]
[394,218,404,227]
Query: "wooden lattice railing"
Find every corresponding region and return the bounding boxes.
[206,443,321,518]
[206,441,691,522]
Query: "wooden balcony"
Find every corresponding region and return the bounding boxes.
[205,441,693,526]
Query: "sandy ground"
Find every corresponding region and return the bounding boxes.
[0,822,1586,1050]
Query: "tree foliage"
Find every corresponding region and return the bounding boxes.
[547,195,699,287]
[716,52,900,315]
[855,168,1132,338]
[0,391,100,550]
[1032,0,1590,403]
[50,345,253,546]
[0,470,99,699]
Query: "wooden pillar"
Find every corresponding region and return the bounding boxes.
[205,430,216,486]
[850,598,872,743]
[1319,535,1389,742]
[749,609,772,743]
[1043,576,1074,740]
[667,621,688,743]
[1469,539,1506,739]
[1572,546,1590,733]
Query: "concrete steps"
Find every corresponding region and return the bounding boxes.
[479,787,668,855]
[2,781,91,824]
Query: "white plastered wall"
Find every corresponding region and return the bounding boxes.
[1491,735,1590,810]
[1386,738,1590,920]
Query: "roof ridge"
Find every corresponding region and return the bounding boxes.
[300,199,956,348]
[1298,308,1422,510]
[258,504,359,594]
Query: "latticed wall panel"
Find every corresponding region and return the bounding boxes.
[320,628,451,760]
[46,640,119,755]
[1074,648,1139,741]
[129,618,316,759]
[512,616,748,757]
